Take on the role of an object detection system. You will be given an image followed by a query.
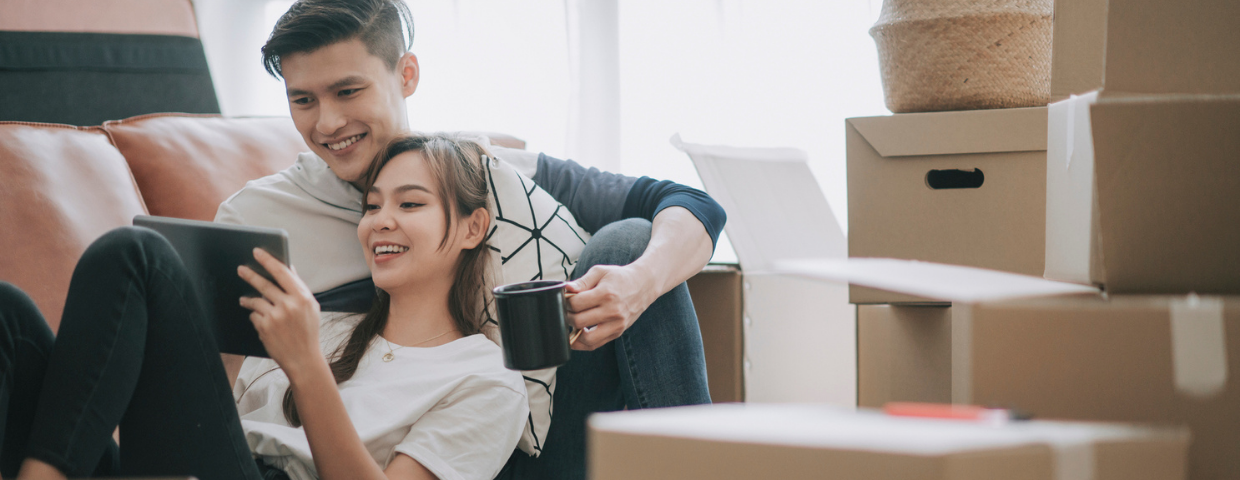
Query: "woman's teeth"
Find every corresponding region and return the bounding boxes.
[327,134,363,151]
[374,245,409,255]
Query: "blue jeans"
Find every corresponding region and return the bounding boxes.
[503,218,712,479]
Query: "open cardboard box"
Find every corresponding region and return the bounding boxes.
[1050,0,1240,101]
[846,107,1047,304]
[777,258,1239,479]
[589,403,1188,480]
[675,135,855,405]
[1044,91,1240,293]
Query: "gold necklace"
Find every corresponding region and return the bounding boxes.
[382,329,455,362]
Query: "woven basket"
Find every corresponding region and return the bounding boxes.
[870,0,1053,113]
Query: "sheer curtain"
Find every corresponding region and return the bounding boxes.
[194,0,889,253]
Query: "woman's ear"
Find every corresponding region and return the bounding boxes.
[458,207,491,250]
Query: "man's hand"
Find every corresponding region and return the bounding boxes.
[565,264,659,351]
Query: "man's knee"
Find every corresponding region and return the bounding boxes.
[577,218,652,269]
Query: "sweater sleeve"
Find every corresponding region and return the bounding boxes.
[532,153,726,250]
[621,177,726,250]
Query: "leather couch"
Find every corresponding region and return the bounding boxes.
[0,113,526,332]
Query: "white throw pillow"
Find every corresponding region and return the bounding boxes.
[481,151,592,457]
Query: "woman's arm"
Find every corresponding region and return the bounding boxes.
[238,249,431,480]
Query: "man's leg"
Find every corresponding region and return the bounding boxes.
[512,218,711,480]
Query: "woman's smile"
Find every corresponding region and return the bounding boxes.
[371,241,410,264]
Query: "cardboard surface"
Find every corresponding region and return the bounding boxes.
[589,404,1188,480]
[1045,92,1240,293]
[953,296,1240,480]
[686,265,744,403]
[1049,0,1107,100]
[846,107,1047,304]
[858,305,952,407]
[1050,0,1240,99]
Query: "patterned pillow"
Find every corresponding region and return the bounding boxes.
[480,151,592,457]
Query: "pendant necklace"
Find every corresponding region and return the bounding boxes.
[383,329,454,362]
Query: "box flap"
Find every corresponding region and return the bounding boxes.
[847,107,1047,158]
[774,258,1098,303]
[673,134,846,273]
[1103,0,1240,95]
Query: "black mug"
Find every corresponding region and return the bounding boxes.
[493,280,576,370]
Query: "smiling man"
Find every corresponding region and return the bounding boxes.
[214,1,725,479]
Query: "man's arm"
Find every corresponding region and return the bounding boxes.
[531,154,727,350]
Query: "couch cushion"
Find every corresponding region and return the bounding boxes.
[104,114,307,222]
[0,122,148,332]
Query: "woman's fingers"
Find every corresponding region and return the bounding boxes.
[252,248,310,297]
[237,265,284,301]
[239,295,274,316]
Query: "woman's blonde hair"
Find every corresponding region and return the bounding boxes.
[283,133,492,426]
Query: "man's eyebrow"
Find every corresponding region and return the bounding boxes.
[328,75,368,90]
[285,76,368,97]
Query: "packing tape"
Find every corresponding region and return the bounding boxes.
[1065,94,1077,169]
[1169,294,1228,397]
[1052,441,1095,480]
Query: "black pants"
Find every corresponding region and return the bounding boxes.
[0,227,268,479]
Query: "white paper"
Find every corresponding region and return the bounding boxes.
[772,257,1100,303]
[671,134,846,273]
[1170,294,1229,397]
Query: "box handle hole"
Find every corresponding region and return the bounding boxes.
[925,169,984,189]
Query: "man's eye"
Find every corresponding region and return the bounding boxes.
[291,97,311,105]
[339,88,361,97]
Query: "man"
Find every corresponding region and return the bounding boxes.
[216,1,725,478]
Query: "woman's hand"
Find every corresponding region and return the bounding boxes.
[237,248,324,380]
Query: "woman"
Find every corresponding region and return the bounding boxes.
[0,134,527,480]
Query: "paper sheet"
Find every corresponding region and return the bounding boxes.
[772,257,1100,303]
[671,134,845,273]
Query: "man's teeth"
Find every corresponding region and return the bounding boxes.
[327,134,362,151]
[374,245,409,255]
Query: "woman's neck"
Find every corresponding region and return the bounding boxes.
[383,281,461,347]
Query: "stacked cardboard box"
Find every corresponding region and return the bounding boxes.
[840,0,1240,477]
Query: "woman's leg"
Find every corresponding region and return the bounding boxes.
[0,282,57,477]
[22,227,261,480]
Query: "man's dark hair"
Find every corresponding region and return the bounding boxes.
[261,0,414,79]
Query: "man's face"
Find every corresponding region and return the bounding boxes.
[280,38,419,185]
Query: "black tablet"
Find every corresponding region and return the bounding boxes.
[134,215,289,358]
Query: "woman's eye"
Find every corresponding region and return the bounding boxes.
[363,203,380,212]
[400,202,423,209]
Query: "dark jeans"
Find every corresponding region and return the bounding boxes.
[0,227,264,479]
[504,218,713,480]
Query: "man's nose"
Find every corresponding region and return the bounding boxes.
[316,100,347,136]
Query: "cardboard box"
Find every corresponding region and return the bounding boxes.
[858,305,952,407]
[847,107,1047,304]
[589,404,1188,480]
[953,296,1240,480]
[676,137,856,405]
[773,259,1237,479]
[1045,92,1240,293]
[686,264,744,403]
[1050,0,1240,100]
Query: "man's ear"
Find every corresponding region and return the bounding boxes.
[459,207,491,250]
[399,52,419,98]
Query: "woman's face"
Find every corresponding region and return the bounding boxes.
[359,151,464,292]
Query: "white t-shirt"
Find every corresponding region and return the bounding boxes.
[233,313,528,480]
